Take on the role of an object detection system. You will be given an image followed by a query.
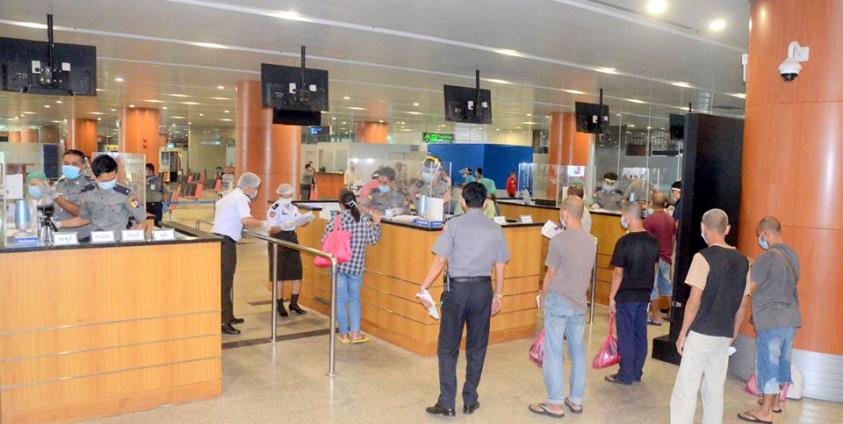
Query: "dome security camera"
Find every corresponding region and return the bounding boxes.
[779,41,809,82]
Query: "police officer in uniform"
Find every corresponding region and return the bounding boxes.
[55,154,148,232]
[409,156,451,212]
[418,182,511,416]
[593,171,624,211]
[145,163,169,226]
[362,166,406,215]
[49,149,95,241]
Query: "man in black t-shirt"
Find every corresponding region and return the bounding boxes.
[606,201,660,385]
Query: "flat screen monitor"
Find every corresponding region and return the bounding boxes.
[444,85,492,124]
[272,109,322,126]
[575,102,609,134]
[670,113,686,140]
[261,63,329,112]
[0,37,97,96]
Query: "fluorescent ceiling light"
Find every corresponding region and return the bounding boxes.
[709,19,727,32]
[625,98,646,104]
[564,89,587,95]
[595,67,618,74]
[494,48,524,57]
[96,88,103,92]
[90,112,105,115]
[172,116,186,119]
[343,96,351,100]
[182,101,200,105]
[56,100,62,104]
[166,93,190,98]
[220,118,233,122]
[346,106,366,111]
[522,121,538,125]
[22,111,36,115]
[671,81,692,88]
[272,10,310,22]
[412,102,420,106]
[44,104,50,108]
[729,92,747,99]
[114,77,124,82]
[484,78,511,85]
[144,99,164,103]
[403,111,423,115]
[210,97,232,100]
[646,0,667,16]
[193,41,227,49]
[217,85,225,90]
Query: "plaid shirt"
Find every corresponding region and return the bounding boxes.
[322,210,381,275]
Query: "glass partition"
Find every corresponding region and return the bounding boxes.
[0,152,6,247]
[92,152,147,210]
[517,163,591,207]
[347,156,452,218]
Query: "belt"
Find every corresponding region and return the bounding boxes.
[214,233,236,243]
[449,276,491,284]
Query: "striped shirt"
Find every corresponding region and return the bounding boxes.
[322,210,381,275]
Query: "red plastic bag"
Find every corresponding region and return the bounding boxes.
[529,330,545,367]
[592,312,620,369]
[745,373,791,402]
[314,215,352,267]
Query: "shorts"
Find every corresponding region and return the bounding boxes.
[650,258,673,300]
[755,327,796,395]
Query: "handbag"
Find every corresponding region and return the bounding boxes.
[592,312,620,369]
[528,329,545,367]
[314,215,352,267]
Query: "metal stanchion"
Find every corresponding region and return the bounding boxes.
[328,258,338,377]
[271,243,278,344]
[589,236,598,324]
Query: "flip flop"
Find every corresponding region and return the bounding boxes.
[338,335,351,344]
[756,398,782,413]
[564,398,583,414]
[647,317,663,326]
[737,412,773,424]
[351,335,370,344]
[528,403,565,418]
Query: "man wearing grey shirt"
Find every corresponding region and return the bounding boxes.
[418,182,511,417]
[738,216,801,424]
[530,196,596,418]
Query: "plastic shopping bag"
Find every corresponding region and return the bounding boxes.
[592,313,620,369]
[745,372,794,402]
[529,330,545,367]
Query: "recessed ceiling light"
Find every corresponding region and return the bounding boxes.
[709,18,726,31]
[188,121,192,125]
[22,111,36,115]
[199,113,204,117]
[217,85,225,90]
[526,113,532,117]
[616,113,622,117]
[647,126,652,130]
[515,126,523,130]
[114,77,124,82]
[343,96,350,100]
[378,120,384,123]
[110,108,117,112]
[595,67,618,74]
[646,0,667,16]
[331,117,336,120]
[44,104,50,108]
[341,121,347,125]
[97,117,102,121]
[172,116,186,119]
[404,111,422,115]
[412,102,420,106]
[95,88,103,92]
[163,106,168,110]
[55,100,62,104]
[90,112,105,115]
[671,81,692,88]
[224,110,230,114]
[628,124,636,128]
[495,128,500,131]
[494,48,524,57]
[129,104,135,108]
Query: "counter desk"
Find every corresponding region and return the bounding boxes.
[286,202,543,356]
[496,199,626,306]
[0,223,222,423]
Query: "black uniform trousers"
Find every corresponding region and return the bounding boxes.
[437,276,493,410]
[146,202,163,226]
[219,235,237,325]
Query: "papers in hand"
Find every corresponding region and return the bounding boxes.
[727,346,737,356]
[416,288,440,320]
[541,220,563,239]
[287,212,315,229]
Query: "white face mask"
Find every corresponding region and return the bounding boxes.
[278,198,292,207]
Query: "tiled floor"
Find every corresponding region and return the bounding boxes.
[87,206,843,423]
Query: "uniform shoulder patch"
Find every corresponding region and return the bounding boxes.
[271,203,280,210]
[81,183,96,192]
[114,184,131,195]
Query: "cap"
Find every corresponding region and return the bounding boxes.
[26,171,48,184]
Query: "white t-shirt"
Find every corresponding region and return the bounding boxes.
[266,199,300,231]
[211,188,252,241]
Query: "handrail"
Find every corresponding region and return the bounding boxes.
[195,219,338,377]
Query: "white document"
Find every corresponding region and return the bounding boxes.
[318,203,341,220]
[727,346,737,356]
[493,216,507,225]
[519,215,533,224]
[5,174,23,199]
[427,197,444,221]
[541,220,562,239]
[415,288,440,320]
[289,211,316,229]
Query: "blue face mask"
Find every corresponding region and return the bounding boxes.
[758,236,769,250]
[97,178,117,191]
[378,185,390,193]
[62,165,82,180]
[28,185,43,199]
[620,216,629,230]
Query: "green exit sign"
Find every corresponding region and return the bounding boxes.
[422,132,455,143]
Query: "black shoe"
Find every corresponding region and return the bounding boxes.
[277,301,289,317]
[221,323,240,335]
[425,404,455,417]
[463,402,480,414]
[604,373,633,385]
[289,302,307,315]
[231,316,245,324]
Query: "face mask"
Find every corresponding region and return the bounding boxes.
[758,236,769,250]
[701,230,709,245]
[28,185,43,199]
[97,178,117,191]
[620,216,629,230]
[248,190,257,200]
[378,185,390,193]
[62,165,82,180]
[278,198,292,207]
[604,184,616,192]
[422,172,434,183]
[559,214,568,230]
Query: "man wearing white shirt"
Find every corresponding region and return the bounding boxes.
[212,172,271,335]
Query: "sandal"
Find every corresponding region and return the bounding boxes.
[338,335,351,344]
[564,398,583,414]
[737,412,773,424]
[351,335,370,344]
[528,402,565,418]
[756,398,782,413]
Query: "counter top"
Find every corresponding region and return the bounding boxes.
[0,222,220,254]
[496,198,622,216]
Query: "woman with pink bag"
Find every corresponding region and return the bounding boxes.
[322,189,382,344]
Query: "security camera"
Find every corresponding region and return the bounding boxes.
[779,41,809,82]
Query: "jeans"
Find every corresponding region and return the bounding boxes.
[616,302,648,383]
[670,331,732,424]
[542,291,586,405]
[650,259,673,300]
[336,272,363,334]
[756,327,796,395]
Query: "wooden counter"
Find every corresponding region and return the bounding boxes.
[497,200,626,306]
[290,212,542,356]
[0,234,222,423]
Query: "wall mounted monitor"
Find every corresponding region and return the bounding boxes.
[669,113,686,140]
[272,109,322,126]
[261,63,329,112]
[575,102,609,134]
[444,84,492,124]
[0,38,97,96]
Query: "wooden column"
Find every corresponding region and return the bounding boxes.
[236,80,302,217]
[41,125,60,143]
[739,0,843,356]
[546,112,591,197]
[68,118,98,157]
[119,108,160,169]
[8,131,21,143]
[20,129,39,144]
[355,122,388,144]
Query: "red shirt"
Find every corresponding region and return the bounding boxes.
[358,180,379,200]
[506,176,517,196]
[643,210,676,264]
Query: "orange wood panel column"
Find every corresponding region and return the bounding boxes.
[41,125,60,143]
[355,122,388,144]
[119,108,160,169]
[8,131,21,143]
[236,80,302,217]
[68,119,98,157]
[20,129,39,144]
[547,112,591,197]
[739,0,843,358]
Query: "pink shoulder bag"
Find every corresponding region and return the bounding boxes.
[314,215,352,267]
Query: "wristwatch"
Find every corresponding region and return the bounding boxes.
[494,294,504,299]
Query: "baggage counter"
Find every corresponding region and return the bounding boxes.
[0,223,222,423]
[290,202,543,356]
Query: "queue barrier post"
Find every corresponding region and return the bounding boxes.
[589,236,598,324]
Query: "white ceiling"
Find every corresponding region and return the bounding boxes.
[0,0,749,135]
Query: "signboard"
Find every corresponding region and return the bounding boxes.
[422,132,455,143]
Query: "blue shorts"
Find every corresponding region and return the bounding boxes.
[755,327,796,395]
[650,259,673,301]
